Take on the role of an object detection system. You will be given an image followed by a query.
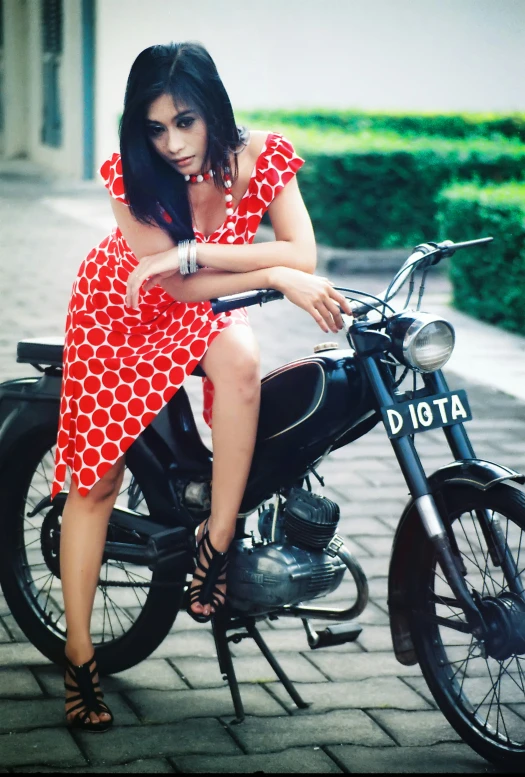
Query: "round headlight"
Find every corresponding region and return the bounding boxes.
[387,312,455,373]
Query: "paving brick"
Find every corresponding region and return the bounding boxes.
[354,600,390,626]
[127,684,284,723]
[316,468,370,489]
[271,676,433,714]
[356,624,396,652]
[353,535,396,556]
[148,630,217,660]
[1,614,30,643]
[0,728,85,768]
[366,576,389,599]
[75,719,240,765]
[16,758,175,773]
[230,710,395,753]
[34,659,186,696]
[358,556,394,578]
[345,486,412,503]
[308,651,422,682]
[0,644,51,667]
[0,693,138,733]
[0,667,43,698]
[0,619,12,643]
[326,743,496,773]
[175,746,342,773]
[368,709,462,746]
[401,676,439,709]
[338,515,395,536]
[173,652,327,689]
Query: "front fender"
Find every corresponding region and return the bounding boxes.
[388,458,525,666]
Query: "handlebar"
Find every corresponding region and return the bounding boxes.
[210,288,284,314]
[209,237,493,317]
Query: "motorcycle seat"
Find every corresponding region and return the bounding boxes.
[16,338,206,377]
[17,337,64,367]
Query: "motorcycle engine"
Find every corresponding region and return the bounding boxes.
[227,487,346,615]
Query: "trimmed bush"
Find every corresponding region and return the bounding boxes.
[238,109,525,142]
[437,183,525,334]
[252,123,525,248]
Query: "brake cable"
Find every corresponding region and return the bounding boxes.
[332,287,397,319]
[416,267,430,311]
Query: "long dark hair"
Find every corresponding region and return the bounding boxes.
[119,42,244,241]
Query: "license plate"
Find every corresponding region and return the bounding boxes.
[381,390,472,439]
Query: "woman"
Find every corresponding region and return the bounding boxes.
[52,41,352,732]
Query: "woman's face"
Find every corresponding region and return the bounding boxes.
[146,93,208,175]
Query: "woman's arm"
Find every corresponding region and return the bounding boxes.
[158,266,353,336]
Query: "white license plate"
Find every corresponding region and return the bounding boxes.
[381,390,472,439]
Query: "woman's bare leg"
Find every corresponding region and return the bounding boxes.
[190,325,261,618]
[60,458,125,723]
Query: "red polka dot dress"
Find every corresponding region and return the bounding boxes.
[51,133,304,498]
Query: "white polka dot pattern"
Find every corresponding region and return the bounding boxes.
[51,133,304,497]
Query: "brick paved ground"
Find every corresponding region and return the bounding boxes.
[1,177,524,772]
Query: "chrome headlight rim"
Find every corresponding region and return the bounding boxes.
[388,312,455,373]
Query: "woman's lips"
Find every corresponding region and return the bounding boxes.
[173,156,194,168]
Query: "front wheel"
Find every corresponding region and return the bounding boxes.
[410,483,525,771]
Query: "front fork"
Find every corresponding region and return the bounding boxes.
[428,371,524,596]
[362,357,486,633]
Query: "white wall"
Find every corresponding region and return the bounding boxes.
[95,0,525,168]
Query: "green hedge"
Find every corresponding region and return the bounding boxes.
[254,123,525,248]
[239,109,525,142]
[437,183,525,334]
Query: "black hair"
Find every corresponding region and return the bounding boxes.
[119,41,245,241]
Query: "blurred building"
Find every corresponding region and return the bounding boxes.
[1,0,524,180]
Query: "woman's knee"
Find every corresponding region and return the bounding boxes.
[203,328,260,395]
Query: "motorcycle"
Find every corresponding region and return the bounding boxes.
[1,236,525,769]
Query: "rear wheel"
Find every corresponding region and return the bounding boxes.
[0,431,187,674]
[411,483,525,770]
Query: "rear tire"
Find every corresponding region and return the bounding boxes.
[0,429,187,674]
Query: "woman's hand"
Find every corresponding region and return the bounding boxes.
[270,267,354,334]
[126,247,180,308]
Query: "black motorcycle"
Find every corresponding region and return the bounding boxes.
[1,237,525,769]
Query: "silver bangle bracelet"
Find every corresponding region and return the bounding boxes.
[189,240,198,274]
[179,239,198,275]
[178,239,189,275]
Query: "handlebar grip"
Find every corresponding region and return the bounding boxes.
[210,289,284,314]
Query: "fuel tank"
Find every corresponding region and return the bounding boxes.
[241,348,380,513]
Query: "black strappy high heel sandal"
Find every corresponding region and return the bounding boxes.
[64,653,114,733]
[187,521,229,624]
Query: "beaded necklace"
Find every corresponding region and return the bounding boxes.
[185,167,235,244]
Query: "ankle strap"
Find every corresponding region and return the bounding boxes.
[65,652,96,671]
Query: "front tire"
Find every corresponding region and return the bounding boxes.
[0,430,187,674]
[410,483,525,770]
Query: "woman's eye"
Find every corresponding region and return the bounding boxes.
[147,125,164,136]
[178,118,195,129]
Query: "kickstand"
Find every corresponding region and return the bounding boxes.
[212,610,310,724]
[212,611,245,724]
